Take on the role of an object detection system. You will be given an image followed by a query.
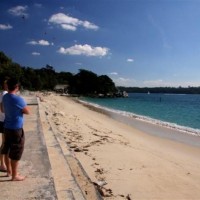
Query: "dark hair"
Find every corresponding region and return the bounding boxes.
[7,78,20,91]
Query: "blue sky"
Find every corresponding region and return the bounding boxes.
[1,0,200,87]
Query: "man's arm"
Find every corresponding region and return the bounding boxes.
[22,106,30,115]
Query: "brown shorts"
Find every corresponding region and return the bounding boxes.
[1,128,25,160]
[0,121,4,133]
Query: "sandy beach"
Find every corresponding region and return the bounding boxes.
[38,92,200,200]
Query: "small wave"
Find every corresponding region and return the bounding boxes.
[78,99,200,137]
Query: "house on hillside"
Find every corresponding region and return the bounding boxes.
[54,84,68,94]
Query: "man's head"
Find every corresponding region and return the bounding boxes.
[7,78,20,92]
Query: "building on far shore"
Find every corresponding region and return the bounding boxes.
[54,84,68,94]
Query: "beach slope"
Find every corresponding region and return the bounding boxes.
[39,92,200,200]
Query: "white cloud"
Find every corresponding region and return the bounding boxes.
[80,20,99,30]
[0,24,12,30]
[61,24,76,31]
[109,72,118,75]
[142,79,185,87]
[32,52,40,56]
[112,77,136,87]
[75,62,82,65]
[49,13,79,25]
[8,5,28,17]
[142,79,200,87]
[148,14,171,49]
[113,76,200,88]
[143,79,164,87]
[58,44,109,57]
[127,58,134,62]
[27,40,53,46]
[49,13,99,31]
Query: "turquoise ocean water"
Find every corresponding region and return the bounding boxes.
[80,93,200,137]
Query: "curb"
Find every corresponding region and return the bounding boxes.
[38,98,103,200]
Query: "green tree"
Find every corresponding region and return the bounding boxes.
[0,52,22,83]
[0,51,12,67]
[39,65,57,90]
[98,75,117,94]
[56,72,73,84]
[0,51,119,94]
[74,69,98,95]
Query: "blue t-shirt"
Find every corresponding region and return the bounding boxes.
[3,93,27,129]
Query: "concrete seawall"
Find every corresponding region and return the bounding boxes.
[0,96,102,200]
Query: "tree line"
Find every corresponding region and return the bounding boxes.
[0,51,117,96]
[1,51,200,95]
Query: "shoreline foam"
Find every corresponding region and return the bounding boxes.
[78,98,200,137]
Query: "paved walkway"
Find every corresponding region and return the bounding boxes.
[0,96,102,200]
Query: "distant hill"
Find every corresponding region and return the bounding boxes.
[117,86,200,94]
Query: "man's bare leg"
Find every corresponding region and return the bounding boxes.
[5,154,11,176]
[0,135,6,171]
[11,160,25,181]
[0,154,7,171]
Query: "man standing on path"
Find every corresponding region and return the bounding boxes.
[1,78,30,181]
